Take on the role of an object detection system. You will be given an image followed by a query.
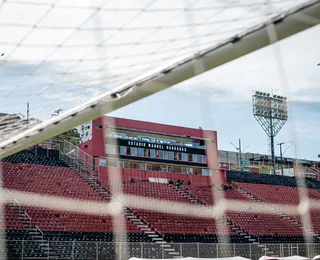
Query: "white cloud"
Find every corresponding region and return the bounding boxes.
[174,24,320,103]
[0,0,317,126]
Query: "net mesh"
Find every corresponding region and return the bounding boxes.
[0,0,319,259]
[0,0,316,128]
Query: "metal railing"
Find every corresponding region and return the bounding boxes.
[2,241,320,260]
[61,143,166,242]
[5,188,44,236]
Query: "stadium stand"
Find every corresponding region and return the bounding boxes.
[306,178,320,189]
[2,149,67,167]
[180,184,305,242]
[1,148,320,259]
[1,149,152,259]
[226,170,299,187]
[227,172,320,244]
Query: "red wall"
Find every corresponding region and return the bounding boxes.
[249,167,260,174]
[104,116,208,138]
[79,117,106,157]
[99,167,226,186]
[78,116,221,181]
[79,116,218,159]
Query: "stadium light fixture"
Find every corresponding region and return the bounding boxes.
[283,146,290,157]
[289,141,297,167]
[252,91,288,174]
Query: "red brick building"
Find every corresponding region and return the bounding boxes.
[78,116,222,184]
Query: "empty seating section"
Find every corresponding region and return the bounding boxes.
[227,171,298,187]
[306,178,320,188]
[98,173,236,236]
[4,205,25,230]
[123,182,193,204]
[3,149,320,254]
[236,182,300,205]
[25,208,140,233]
[121,182,233,235]
[98,171,197,204]
[2,148,68,167]
[233,182,320,235]
[227,209,303,236]
[307,188,320,200]
[3,163,104,201]
[183,185,215,205]
[137,211,230,235]
[183,185,249,205]
[310,210,320,234]
[2,162,139,234]
[182,184,303,237]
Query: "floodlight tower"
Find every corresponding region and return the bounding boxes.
[252,91,288,174]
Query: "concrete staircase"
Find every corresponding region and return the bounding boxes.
[60,152,182,258]
[124,209,181,258]
[170,184,204,206]
[237,186,318,238]
[169,184,277,257]
[79,169,111,200]
[7,200,50,259]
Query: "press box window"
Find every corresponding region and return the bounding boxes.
[130,147,137,156]
[160,151,168,159]
[198,155,207,163]
[138,148,144,157]
[192,154,198,163]
[120,146,127,155]
[203,155,207,163]
[169,152,174,160]
[181,153,188,161]
[150,149,156,158]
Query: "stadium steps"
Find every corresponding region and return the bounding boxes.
[168,184,255,242]
[59,153,112,200]
[170,184,279,256]
[237,186,319,237]
[124,211,182,258]
[60,152,183,258]
[7,202,53,259]
[169,184,204,206]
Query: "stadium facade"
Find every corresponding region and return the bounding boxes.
[2,116,320,259]
[76,116,319,179]
[77,116,223,181]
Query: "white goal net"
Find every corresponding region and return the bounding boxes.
[0,0,319,260]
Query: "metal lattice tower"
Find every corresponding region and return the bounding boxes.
[252,91,288,174]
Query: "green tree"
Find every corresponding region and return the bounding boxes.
[51,109,80,146]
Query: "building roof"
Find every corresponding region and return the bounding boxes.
[104,116,216,139]
[0,113,41,141]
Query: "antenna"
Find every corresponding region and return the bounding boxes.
[26,102,30,128]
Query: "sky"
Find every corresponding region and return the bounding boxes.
[0,0,319,160]
[111,24,320,161]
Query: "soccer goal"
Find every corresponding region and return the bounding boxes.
[0,1,319,260]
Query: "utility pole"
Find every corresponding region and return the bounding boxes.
[238,139,242,169]
[277,142,285,175]
[26,102,30,126]
[231,139,250,170]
